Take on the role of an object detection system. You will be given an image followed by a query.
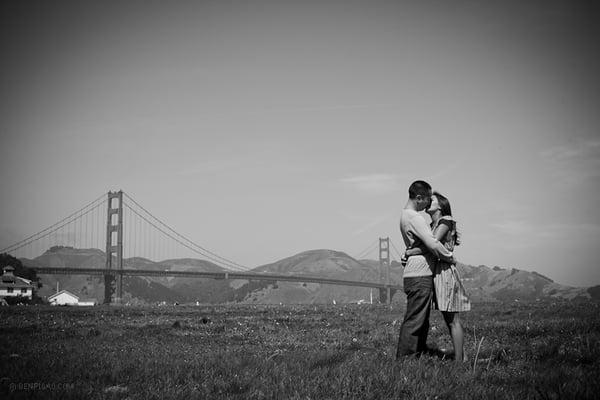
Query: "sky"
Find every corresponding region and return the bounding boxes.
[1,0,599,286]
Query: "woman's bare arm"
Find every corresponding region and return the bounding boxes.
[433,223,450,241]
[404,224,449,257]
[405,247,423,256]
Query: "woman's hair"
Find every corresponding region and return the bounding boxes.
[433,191,461,246]
[433,191,452,217]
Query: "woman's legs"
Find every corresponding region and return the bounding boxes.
[442,311,465,362]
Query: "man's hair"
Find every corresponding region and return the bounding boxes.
[408,180,432,199]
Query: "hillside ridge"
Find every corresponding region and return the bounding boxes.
[17,247,594,304]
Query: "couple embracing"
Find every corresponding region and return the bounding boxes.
[396,180,471,362]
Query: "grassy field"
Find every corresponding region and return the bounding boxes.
[1,301,599,399]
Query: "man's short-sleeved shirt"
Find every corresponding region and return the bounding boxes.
[399,209,436,277]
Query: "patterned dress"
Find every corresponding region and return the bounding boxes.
[432,216,471,312]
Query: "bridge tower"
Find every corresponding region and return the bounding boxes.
[379,237,391,303]
[104,190,123,304]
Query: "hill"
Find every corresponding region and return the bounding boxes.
[23,247,261,304]
[243,251,593,304]
[243,251,592,304]
[124,257,227,295]
[457,263,591,302]
[244,249,402,304]
[23,247,186,304]
[17,246,596,304]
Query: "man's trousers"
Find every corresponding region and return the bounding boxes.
[396,276,434,358]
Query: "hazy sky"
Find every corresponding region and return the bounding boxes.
[1,0,599,286]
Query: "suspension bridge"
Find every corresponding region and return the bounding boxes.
[0,191,405,304]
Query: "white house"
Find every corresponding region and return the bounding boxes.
[48,289,96,306]
[48,289,80,305]
[0,266,35,300]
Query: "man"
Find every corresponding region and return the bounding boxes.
[396,180,454,358]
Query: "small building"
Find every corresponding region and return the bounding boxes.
[0,266,35,301]
[48,289,80,305]
[48,289,96,306]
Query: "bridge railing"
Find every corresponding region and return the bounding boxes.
[33,267,402,290]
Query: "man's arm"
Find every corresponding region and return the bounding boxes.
[411,216,454,263]
[405,247,424,257]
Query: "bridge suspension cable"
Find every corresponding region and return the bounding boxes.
[354,239,379,260]
[389,239,404,262]
[122,192,248,272]
[0,193,107,255]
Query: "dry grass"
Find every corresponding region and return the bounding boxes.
[0,301,599,399]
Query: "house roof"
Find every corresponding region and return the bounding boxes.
[0,275,35,289]
[48,289,80,301]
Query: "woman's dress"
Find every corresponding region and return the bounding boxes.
[432,216,471,312]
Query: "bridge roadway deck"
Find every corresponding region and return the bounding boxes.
[33,267,401,290]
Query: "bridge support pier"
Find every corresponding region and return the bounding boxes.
[378,287,395,304]
[103,274,115,304]
[379,238,392,304]
[104,191,123,304]
[378,288,387,303]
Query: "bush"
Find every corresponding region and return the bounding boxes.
[3,295,31,305]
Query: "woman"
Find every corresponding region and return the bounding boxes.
[404,191,471,362]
